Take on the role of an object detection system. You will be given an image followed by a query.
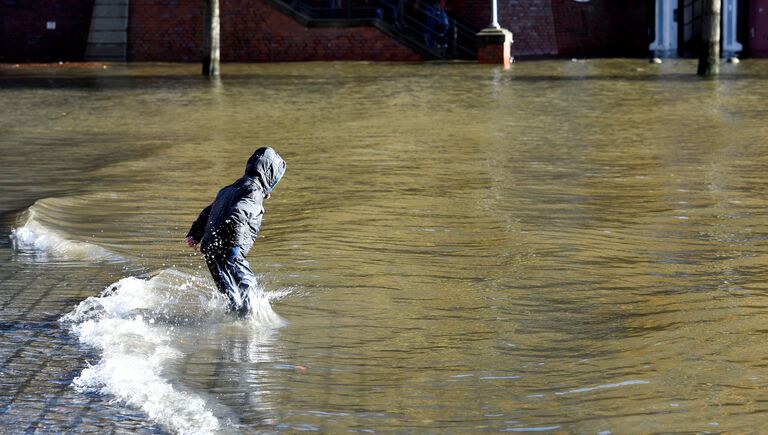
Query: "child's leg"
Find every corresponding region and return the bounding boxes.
[204,254,241,309]
[203,248,257,313]
[231,255,257,313]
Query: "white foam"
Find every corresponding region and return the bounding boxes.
[243,287,287,327]
[72,316,219,435]
[61,269,287,434]
[10,212,120,261]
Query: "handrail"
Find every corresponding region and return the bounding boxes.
[265,0,478,59]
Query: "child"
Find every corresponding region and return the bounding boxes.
[185,147,286,314]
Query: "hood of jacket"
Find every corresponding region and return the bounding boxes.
[245,147,286,194]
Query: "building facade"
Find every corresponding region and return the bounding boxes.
[1,0,765,63]
[649,0,746,58]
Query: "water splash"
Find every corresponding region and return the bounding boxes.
[61,269,287,434]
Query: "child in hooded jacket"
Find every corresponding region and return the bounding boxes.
[186,147,286,313]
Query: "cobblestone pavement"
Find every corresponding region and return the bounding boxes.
[0,237,167,434]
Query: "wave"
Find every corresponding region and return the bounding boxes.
[60,268,287,434]
[10,203,122,262]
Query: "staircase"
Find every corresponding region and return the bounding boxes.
[266,0,478,60]
[84,0,129,61]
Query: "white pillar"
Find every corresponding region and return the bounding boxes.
[649,0,678,57]
[722,0,743,57]
[489,0,500,28]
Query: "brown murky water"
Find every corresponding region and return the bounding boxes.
[2,59,768,433]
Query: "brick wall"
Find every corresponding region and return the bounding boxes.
[128,0,204,61]
[449,0,649,58]
[477,41,510,64]
[129,0,423,62]
[450,0,558,57]
[0,0,94,62]
[500,0,559,56]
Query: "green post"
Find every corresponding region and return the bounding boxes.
[203,0,220,77]
[697,0,721,76]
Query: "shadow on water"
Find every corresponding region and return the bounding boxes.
[499,72,765,82]
[1,72,764,90]
[0,75,210,90]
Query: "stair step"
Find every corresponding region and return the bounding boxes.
[85,0,129,61]
[89,17,128,31]
[92,4,128,18]
[84,43,127,59]
[88,30,128,44]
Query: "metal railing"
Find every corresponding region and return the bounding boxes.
[376,0,477,59]
[267,0,478,59]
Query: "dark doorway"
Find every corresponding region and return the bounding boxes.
[749,0,768,55]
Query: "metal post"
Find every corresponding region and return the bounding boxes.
[490,0,500,28]
[697,0,721,76]
[203,0,220,77]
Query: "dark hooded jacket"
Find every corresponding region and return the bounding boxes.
[187,147,286,257]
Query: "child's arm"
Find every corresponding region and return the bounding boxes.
[186,204,212,246]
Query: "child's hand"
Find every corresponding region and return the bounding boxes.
[185,236,199,250]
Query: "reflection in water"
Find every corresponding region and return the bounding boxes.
[1,59,768,433]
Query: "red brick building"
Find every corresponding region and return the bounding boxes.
[127,0,422,62]
[0,0,761,63]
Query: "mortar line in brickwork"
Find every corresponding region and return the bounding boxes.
[0,276,67,321]
[18,345,74,434]
[0,336,52,416]
[20,273,85,320]
[68,396,100,432]
[0,264,28,289]
[0,272,45,312]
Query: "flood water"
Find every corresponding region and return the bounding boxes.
[2,59,768,433]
